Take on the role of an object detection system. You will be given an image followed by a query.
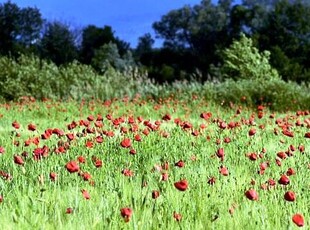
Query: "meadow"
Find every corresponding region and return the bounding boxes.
[0,95,309,229]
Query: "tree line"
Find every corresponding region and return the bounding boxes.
[0,0,309,83]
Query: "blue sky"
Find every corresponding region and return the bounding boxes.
[11,0,205,47]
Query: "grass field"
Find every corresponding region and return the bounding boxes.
[0,95,309,229]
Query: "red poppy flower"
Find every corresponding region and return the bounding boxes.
[49,172,57,181]
[257,105,264,111]
[224,137,231,143]
[12,121,20,129]
[87,128,95,135]
[182,121,193,130]
[219,166,229,176]
[66,207,73,214]
[0,195,3,203]
[292,213,304,227]
[175,160,185,168]
[152,190,160,199]
[0,146,5,154]
[216,148,224,159]
[81,172,92,181]
[162,114,171,121]
[33,146,49,160]
[260,162,268,170]
[134,134,142,142]
[120,207,133,222]
[208,177,216,185]
[120,127,128,134]
[278,175,290,185]
[174,179,188,191]
[284,191,296,202]
[66,161,80,173]
[66,133,75,141]
[122,169,134,177]
[14,155,24,166]
[94,120,103,128]
[248,152,258,161]
[127,116,135,124]
[77,156,86,163]
[282,130,294,137]
[95,136,103,143]
[55,146,65,154]
[248,128,256,136]
[161,172,169,181]
[190,130,198,136]
[268,178,276,187]
[173,212,182,221]
[81,189,90,200]
[142,128,150,136]
[27,123,36,131]
[53,128,64,136]
[41,132,50,140]
[87,115,94,121]
[219,121,227,129]
[137,116,143,123]
[92,156,102,168]
[121,138,132,148]
[286,168,296,176]
[289,145,296,151]
[200,112,212,120]
[305,132,310,138]
[298,145,305,153]
[277,152,287,159]
[85,140,93,148]
[127,148,135,155]
[245,189,259,201]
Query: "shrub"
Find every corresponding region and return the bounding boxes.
[207,78,310,111]
[220,34,279,81]
[0,54,98,100]
[0,54,309,111]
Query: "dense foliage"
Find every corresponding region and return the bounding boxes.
[0,0,310,83]
[0,53,309,111]
[0,0,309,111]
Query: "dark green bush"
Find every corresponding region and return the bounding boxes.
[0,54,309,111]
[220,34,279,81]
[207,78,310,111]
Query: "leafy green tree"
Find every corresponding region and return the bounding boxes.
[220,34,279,81]
[80,25,115,64]
[80,25,130,65]
[255,0,310,82]
[152,0,236,79]
[135,33,154,57]
[114,38,130,56]
[92,42,136,73]
[40,21,78,65]
[0,1,43,55]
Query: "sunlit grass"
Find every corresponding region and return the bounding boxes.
[0,96,309,229]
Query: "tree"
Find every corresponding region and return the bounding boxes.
[220,34,279,81]
[255,0,310,82]
[152,0,234,79]
[153,5,194,51]
[92,42,136,73]
[135,33,154,56]
[135,33,155,66]
[0,1,43,55]
[79,25,130,65]
[40,21,78,65]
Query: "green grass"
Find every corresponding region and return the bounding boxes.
[0,96,309,229]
